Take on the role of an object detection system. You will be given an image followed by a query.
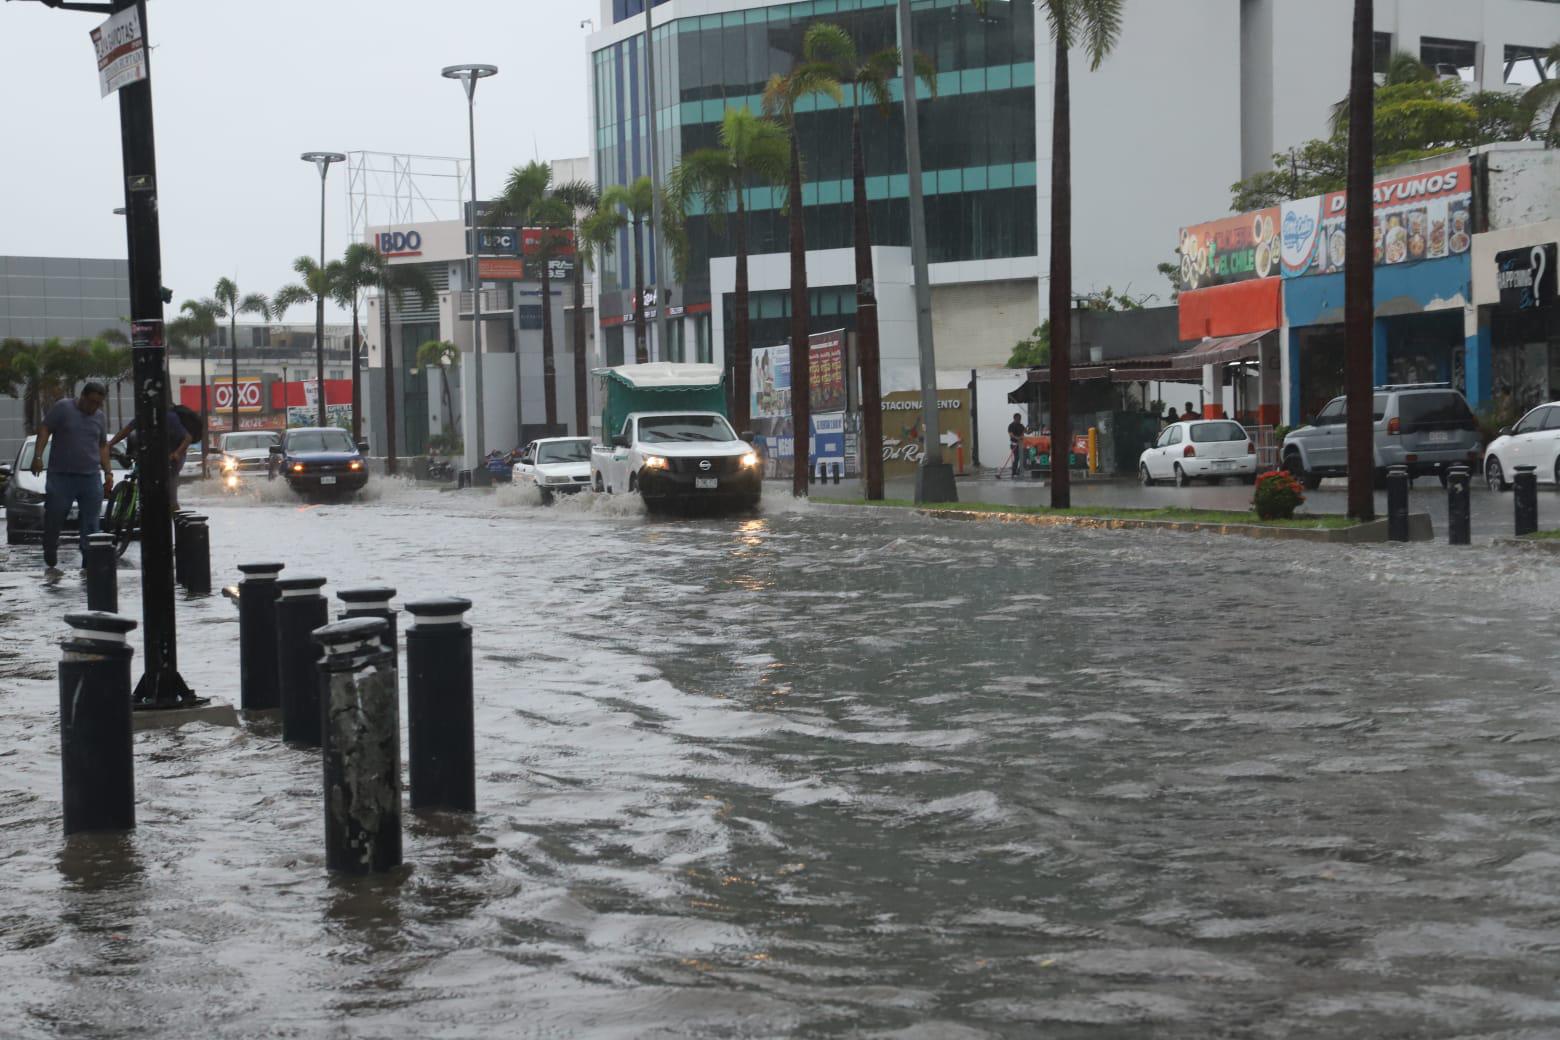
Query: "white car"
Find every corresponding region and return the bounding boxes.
[512,436,593,499]
[4,436,131,544]
[1484,400,1560,491]
[1140,420,1258,486]
[216,431,282,490]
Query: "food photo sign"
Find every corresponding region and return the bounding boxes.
[1177,208,1282,293]
[1279,163,1471,278]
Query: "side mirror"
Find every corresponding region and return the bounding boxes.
[610,434,630,449]
[356,439,370,454]
[740,431,756,444]
[0,464,11,476]
[1499,426,1512,437]
[269,444,284,456]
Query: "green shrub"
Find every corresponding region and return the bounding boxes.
[1253,469,1306,520]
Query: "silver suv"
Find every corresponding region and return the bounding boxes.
[1282,384,1481,489]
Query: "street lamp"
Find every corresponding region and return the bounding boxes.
[301,151,345,428]
[442,63,497,473]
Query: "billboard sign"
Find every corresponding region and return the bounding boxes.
[478,257,526,281]
[1279,164,1472,278]
[1177,209,1280,292]
[474,227,521,256]
[91,6,146,97]
[212,378,263,413]
[1497,243,1557,311]
[880,389,971,477]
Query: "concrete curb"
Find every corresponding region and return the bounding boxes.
[133,697,239,732]
[1494,536,1560,552]
[813,502,1434,544]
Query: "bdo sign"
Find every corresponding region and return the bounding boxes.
[375,230,423,258]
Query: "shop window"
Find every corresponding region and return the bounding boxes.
[1505,44,1551,87]
[1421,37,1478,83]
[1373,32,1393,76]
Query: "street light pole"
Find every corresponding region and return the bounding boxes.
[443,64,497,472]
[302,152,345,429]
[643,0,668,362]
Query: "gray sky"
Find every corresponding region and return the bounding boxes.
[1,0,599,322]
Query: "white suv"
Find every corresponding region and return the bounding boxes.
[1282,385,1481,489]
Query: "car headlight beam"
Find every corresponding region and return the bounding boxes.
[642,455,669,471]
[740,451,759,469]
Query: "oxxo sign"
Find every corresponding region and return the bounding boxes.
[213,380,262,412]
[375,230,423,259]
[1497,244,1557,312]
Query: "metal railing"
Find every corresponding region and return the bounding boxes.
[457,289,510,316]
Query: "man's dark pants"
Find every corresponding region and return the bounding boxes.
[42,472,103,568]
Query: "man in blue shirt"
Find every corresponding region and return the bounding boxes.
[31,382,113,576]
[110,406,193,510]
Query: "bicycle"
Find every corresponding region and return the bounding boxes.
[103,450,139,559]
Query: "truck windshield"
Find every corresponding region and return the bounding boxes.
[639,416,737,443]
[537,440,591,463]
[287,430,356,453]
[224,433,278,451]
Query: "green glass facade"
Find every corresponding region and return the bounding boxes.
[591,0,1037,320]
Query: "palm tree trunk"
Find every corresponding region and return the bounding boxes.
[1345,0,1376,521]
[1048,27,1073,510]
[788,131,811,498]
[231,316,240,438]
[733,189,752,435]
[852,103,885,501]
[350,299,363,444]
[199,338,209,477]
[384,291,398,475]
[442,369,456,441]
[572,246,589,436]
[632,218,649,363]
[315,295,328,427]
[541,253,558,427]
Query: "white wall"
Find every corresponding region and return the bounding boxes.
[973,369,1029,471]
[931,280,1040,370]
[457,350,517,470]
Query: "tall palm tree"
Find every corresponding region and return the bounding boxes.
[601,177,658,364]
[1345,0,1376,521]
[415,339,461,442]
[806,24,935,501]
[764,58,841,497]
[1041,0,1123,509]
[362,251,436,476]
[490,160,557,428]
[1519,43,1560,145]
[0,337,87,433]
[669,106,789,438]
[551,179,600,435]
[211,277,271,440]
[332,244,380,445]
[273,257,341,426]
[94,328,130,429]
[174,299,221,475]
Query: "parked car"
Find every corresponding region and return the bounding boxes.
[1140,420,1257,486]
[5,436,131,544]
[270,427,369,497]
[1483,400,1560,491]
[179,455,205,481]
[217,431,281,491]
[1282,384,1481,489]
[512,437,592,501]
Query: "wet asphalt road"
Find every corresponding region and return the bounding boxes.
[1,478,1559,1038]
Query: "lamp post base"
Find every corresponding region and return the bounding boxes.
[914,462,958,505]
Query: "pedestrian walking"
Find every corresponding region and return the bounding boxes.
[31,382,114,577]
[1007,412,1027,477]
[1165,406,1180,426]
[110,405,195,510]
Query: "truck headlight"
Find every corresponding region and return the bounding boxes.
[642,455,668,470]
[221,456,237,472]
[740,451,759,468]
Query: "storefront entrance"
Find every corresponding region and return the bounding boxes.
[1492,306,1560,412]
[1294,326,1345,421]
[1385,311,1464,391]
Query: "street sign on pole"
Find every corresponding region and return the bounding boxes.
[91,6,146,98]
[473,227,521,256]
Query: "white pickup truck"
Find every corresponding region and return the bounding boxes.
[590,363,761,513]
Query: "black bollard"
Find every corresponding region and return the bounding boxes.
[182,515,211,595]
[58,612,138,836]
[84,533,118,613]
[237,562,285,711]
[315,617,402,874]
[338,586,398,653]
[405,597,475,812]
[172,510,193,587]
[1448,465,1471,546]
[1386,465,1410,543]
[1515,465,1539,537]
[275,575,329,746]
[833,462,841,485]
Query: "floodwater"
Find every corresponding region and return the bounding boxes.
[2,479,1559,1038]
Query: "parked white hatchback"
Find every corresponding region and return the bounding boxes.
[1140,420,1258,486]
[512,436,593,500]
[1483,400,1560,491]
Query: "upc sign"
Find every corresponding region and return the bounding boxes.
[375,231,423,258]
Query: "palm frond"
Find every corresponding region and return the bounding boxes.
[1078,0,1124,70]
[238,293,271,321]
[212,276,238,311]
[804,23,857,72]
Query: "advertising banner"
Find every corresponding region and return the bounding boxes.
[1280,163,1472,278]
[478,257,526,281]
[749,331,854,476]
[880,389,972,477]
[91,6,146,97]
[1496,244,1557,311]
[810,329,847,413]
[1177,209,1281,292]
[751,345,791,420]
[812,412,846,469]
[287,404,352,430]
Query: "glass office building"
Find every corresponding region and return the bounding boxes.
[591,0,1036,363]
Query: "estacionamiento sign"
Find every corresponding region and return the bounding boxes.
[91,7,147,98]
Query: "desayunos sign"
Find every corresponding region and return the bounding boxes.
[375,230,423,259]
[1279,164,1472,278]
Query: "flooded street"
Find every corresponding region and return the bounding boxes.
[3,482,1560,1038]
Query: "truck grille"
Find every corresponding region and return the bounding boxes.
[669,456,741,477]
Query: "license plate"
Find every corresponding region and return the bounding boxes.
[1214,460,1236,467]
[320,476,337,485]
[1426,431,1453,443]
[695,478,718,490]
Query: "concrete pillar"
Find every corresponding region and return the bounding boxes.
[1373,318,1391,387]
[1465,305,1493,408]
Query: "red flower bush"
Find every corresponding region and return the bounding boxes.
[1253,469,1306,521]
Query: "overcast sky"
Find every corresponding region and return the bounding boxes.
[1,0,599,321]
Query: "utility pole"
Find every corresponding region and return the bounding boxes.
[644,0,669,362]
[1345,0,1376,521]
[897,0,956,503]
[24,0,197,704]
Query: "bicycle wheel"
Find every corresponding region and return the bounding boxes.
[107,480,137,558]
